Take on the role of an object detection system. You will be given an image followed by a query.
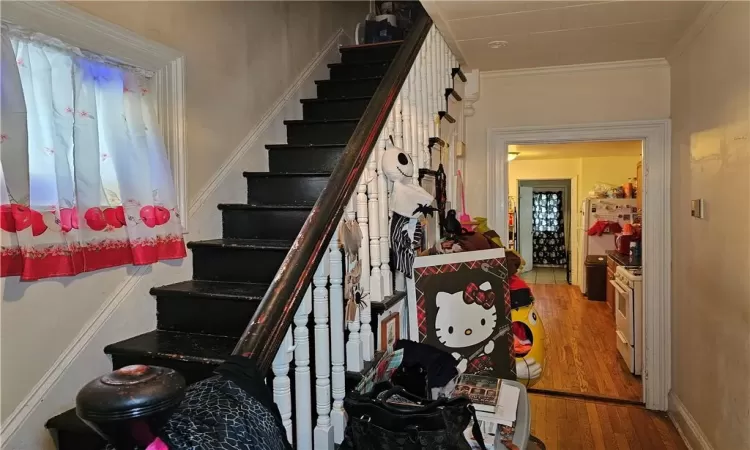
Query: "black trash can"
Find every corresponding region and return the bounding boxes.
[585,255,607,301]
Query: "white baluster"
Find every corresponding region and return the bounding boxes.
[273,330,294,444]
[295,288,313,450]
[313,255,333,450]
[363,152,379,361]
[345,195,364,372]
[357,171,370,296]
[426,29,435,139]
[416,46,426,174]
[329,226,346,444]
[433,30,441,137]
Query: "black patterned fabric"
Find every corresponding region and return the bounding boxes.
[103,357,291,450]
[532,192,567,266]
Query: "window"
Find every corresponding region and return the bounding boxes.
[0,25,186,280]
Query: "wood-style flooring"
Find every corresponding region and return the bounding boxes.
[529,393,687,450]
[529,283,642,402]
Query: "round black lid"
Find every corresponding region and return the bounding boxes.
[76,365,186,422]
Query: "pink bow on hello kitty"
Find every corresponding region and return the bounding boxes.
[463,282,496,309]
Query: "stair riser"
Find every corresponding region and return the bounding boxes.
[341,45,400,64]
[303,98,370,120]
[111,354,218,385]
[246,175,330,204]
[268,148,345,173]
[191,246,287,283]
[317,78,381,99]
[286,121,357,145]
[329,62,390,80]
[221,208,310,240]
[156,295,260,338]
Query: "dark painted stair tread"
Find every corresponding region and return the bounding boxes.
[46,407,92,433]
[264,144,345,151]
[218,203,313,211]
[105,330,235,365]
[340,41,403,51]
[187,238,294,251]
[300,96,372,104]
[151,280,269,301]
[283,118,360,125]
[327,60,392,68]
[445,88,462,102]
[244,170,333,176]
[438,111,456,123]
[452,67,467,82]
[315,76,382,85]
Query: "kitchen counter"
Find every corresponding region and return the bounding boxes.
[606,250,641,268]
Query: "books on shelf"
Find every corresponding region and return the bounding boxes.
[451,374,502,412]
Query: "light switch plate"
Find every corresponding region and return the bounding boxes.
[691,199,704,218]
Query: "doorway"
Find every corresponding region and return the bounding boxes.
[516,179,571,284]
[488,120,671,410]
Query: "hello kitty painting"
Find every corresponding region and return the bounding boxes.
[408,248,516,380]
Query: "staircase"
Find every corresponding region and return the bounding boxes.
[45,40,406,450]
[46,10,466,448]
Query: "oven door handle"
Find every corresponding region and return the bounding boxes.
[610,280,629,297]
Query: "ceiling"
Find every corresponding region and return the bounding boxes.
[510,140,642,160]
[422,1,706,71]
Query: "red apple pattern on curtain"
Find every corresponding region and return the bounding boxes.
[0,31,186,281]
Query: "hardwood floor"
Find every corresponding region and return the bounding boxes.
[529,283,642,402]
[529,393,688,450]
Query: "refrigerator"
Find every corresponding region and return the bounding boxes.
[579,198,638,295]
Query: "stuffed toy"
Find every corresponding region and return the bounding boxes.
[381,142,435,278]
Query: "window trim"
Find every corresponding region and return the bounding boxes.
[2,1,188,231]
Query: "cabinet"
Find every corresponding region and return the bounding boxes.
[606,256,618,313]
[636,160,643,211]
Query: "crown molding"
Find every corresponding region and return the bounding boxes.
[480,58,670,79]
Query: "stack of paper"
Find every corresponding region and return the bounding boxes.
[475,381,520,427]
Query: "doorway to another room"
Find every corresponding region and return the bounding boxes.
[506,140,645,404]
[514,179,572,286]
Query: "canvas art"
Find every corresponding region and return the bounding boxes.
[408,248,516,379]
[380,312,401,352]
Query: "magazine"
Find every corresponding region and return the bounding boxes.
[451,374,501,412]
[355,349,404,394]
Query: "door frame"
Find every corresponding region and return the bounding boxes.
[486,119,671,411]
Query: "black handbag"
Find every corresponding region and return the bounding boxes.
[340,384,486,450]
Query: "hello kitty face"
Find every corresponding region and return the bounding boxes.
[434,281,498,349]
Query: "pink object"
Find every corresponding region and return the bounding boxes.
[146,438,169,450]
[457,170,471,224]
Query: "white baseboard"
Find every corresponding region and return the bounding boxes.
[669,392,714,450]
[1,28,348,450]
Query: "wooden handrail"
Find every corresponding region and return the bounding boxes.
[232,9,433,372]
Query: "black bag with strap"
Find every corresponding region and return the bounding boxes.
[340,384,486,450]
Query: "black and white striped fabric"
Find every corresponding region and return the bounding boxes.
[389,212,422,278]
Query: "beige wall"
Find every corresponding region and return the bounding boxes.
[69,1,365,202]
[669,3,750,449]
[465,63,670,223]
[1,1,365,424]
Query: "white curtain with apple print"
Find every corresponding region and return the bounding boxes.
[0,32,186,281]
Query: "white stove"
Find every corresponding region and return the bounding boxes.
[611,265,643,374]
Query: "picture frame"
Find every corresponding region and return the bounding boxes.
[380,312,401,353]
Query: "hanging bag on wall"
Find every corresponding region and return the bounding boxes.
[340,385,486,450]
